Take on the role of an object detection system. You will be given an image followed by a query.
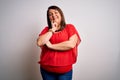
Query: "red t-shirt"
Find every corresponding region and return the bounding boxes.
[38,24,81,73]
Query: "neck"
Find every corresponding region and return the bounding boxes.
[56,25,62,32]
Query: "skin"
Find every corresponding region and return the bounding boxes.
[49,9,61,32]
[37,9,78,51]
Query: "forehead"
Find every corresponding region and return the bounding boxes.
[49,9,59,13]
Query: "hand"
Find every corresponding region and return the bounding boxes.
[46,41,52,48]
[51,21,58,32]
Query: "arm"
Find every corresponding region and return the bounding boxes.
[37,31,53,47]
[46,34,78,51]
[37,21,60,47]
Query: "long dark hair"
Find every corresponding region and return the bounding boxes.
[47,5,66,31]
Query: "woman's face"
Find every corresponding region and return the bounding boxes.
[48,9,61,25]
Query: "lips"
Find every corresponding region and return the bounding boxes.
[52,17,59,23]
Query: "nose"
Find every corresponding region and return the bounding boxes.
[52,13,56,17]
[52,13,56,20]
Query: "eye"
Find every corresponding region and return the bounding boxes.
[55,11,59,14]
[55,12,58,14]
[49,13,53,16]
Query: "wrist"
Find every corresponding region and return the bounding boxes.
[46,41,52,48]
[48,29,54,34]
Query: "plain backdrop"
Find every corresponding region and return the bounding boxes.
[0,0,120,80]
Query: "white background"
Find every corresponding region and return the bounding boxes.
[0,0,120,80]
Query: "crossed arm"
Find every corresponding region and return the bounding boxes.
[46,34,78,51]
[37,32,78,51]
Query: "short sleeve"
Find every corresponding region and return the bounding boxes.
[66,24,81,62]
[66,24,81,46]
[39,27,49,36]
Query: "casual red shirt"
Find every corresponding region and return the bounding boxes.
[38,24,81,73]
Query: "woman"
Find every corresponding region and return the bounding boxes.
[37,5,81,80]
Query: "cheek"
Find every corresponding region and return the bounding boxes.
[49,16,53,20]
[59,16,62,21]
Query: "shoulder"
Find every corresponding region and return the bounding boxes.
[66,24,75,27]
[65,24,76,30]
[43,26,49,30]
[39,26,49,35]
[41,26,49,32]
